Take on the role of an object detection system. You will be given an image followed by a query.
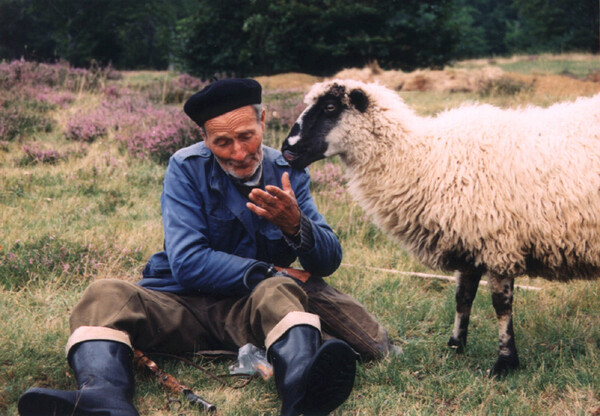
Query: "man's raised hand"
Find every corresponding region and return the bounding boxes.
[247,172,301,236]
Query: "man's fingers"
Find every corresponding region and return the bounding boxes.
[264,172,295,200]
[246,202,270,217]
[264,185,287,200]
[249,189,278,206]
[281,171,293,192]
[281,172,296,198]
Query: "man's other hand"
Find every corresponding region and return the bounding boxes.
[274,266,311,283]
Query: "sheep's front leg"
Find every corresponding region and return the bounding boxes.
[488,274,520,377]
[448,268,483,353]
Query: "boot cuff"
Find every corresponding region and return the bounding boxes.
[66,326,132,356]
[265,311,321,352]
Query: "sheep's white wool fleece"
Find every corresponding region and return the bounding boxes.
[307,79,600,279]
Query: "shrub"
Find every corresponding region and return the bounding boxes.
[0,59,120,92]
[263,89,306,130]
[0,235,145,290]
[116,106,203,163]
[310,162,346,200]
[20,144,87,165]
[0,97,55,141]
[478,76,535,97]
[64,111,109,142]
[0,236,97,289]
[31,87,75,108]
[139,73,208,104]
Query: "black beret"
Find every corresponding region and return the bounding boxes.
[184,78,262,126]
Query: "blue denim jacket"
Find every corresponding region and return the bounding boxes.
[139,142,342,295]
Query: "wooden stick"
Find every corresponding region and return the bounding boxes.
[134,349,216,413]
[341,263,541,291]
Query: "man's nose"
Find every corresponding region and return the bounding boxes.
[230,141,247,161]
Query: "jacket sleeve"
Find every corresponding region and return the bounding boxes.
[289,168,343,276]
[161,157,268,296]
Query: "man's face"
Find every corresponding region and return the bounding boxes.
[203,105,265,181]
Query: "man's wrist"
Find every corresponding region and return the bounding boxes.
[283,212,314,251]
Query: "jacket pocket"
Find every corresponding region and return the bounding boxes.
[206,213,243,253]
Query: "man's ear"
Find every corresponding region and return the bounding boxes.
[260,108,266,131]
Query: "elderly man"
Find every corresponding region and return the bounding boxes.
[18,78,390,416]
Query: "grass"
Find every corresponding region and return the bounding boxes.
[2,54,600,415]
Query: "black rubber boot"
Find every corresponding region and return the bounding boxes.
[18,340,139,416]
[268,325,357,416]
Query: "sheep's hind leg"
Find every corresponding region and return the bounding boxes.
[448,268,483,353]
[488,274,519,377]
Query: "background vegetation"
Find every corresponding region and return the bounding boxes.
[0,0,598,77]
[1,53,600,415]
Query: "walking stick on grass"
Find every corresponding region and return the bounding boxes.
[134,349,217,413]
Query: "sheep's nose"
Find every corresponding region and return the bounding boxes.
[289,123,300,137]
[283,123,302,149]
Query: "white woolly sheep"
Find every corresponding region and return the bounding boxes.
[281,79,600,376]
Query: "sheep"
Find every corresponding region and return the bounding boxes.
[280,78,600,376]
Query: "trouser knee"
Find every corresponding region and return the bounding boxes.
[69,279,139,330]
[66,279,139,354]
[251,276,309,309]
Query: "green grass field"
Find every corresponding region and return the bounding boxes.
[2,54,600,415]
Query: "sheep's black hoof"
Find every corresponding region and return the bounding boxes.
[447,336,466,354]
[489,355,520,378]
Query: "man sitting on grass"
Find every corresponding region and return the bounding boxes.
[18,78,391,416]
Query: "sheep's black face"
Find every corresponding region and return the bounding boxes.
[282,85,369,169]
[281,92,346,170]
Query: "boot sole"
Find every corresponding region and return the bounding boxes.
[297,340,357,415]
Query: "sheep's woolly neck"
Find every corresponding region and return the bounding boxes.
[306,80,600,279]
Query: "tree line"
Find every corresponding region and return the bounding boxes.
[0,0,598,78]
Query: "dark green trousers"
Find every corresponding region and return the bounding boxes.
[67,276,390,361]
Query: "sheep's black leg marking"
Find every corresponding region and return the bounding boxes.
[448,268,483,353]
[488,274,519,377]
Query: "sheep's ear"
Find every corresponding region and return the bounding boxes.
[349,89,368,113]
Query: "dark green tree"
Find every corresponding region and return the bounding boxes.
[452,0,518,58]
[0,0,57,61]
[0,0,189,69]
[176,0,459,78]
[173,0,252,78]
[508,0,599,53]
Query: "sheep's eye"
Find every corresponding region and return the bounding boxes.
[325,103,337,113]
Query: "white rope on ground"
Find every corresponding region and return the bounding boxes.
[341,263,541,291]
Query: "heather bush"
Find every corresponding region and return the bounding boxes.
[64,90,146,144]
[0,96,55,141]
[64,110,109,142]
[100,89,149,120]
[0,59,120,92]
[310,162,347,200]
[263,89,305,130]
[138,73,208,104]
[32,87,75,108]
[116,105,203,163]
[0,235,110,290]
[20,144,87,166]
